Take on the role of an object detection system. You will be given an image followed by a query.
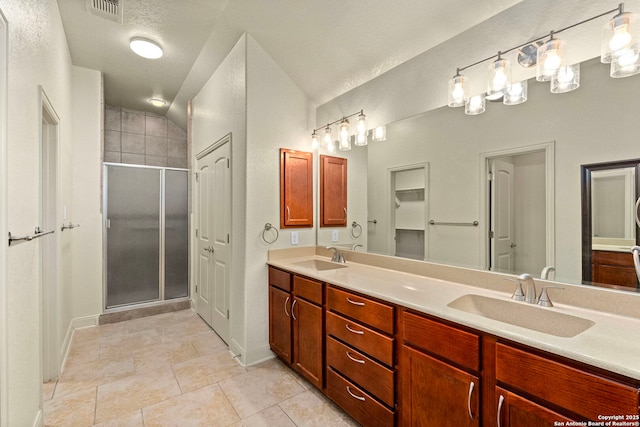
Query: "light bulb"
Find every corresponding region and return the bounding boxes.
[492,69,508,91]
[327,140,336,153]
[544,50,562,73]
[311,132,319,150]
[618,48,640,67]
[509,82,523,96]
[372,126,386,141]
[357,112,366,134]
[323,126,332,146]
[452,83,465,102]
[610,25,632,52]
[556,67,574,83]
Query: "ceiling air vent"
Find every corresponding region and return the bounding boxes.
[86,0,123,24]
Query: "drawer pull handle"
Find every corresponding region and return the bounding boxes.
[346,297,365,306]
[284,296,290,317]
[497,394,505,427]
[345,324,364,335]
[291,299,297,320]
[346,386,366,402]
[346,351,365,364]
[467,381,475,420]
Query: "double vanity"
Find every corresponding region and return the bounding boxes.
[267,246,640,426]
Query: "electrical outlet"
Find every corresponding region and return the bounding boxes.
[332,230,338,242]
[291,231,299,245]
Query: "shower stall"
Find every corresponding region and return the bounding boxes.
[103,163,189,309]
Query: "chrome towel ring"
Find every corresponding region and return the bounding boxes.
[261,223,279,244]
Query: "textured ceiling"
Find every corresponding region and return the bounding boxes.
[57,0,523,127]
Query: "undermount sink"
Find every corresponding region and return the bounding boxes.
[447,294,595,338]
[293,259,348,271]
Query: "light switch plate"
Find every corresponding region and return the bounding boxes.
[332,230,338,242]
[291,231,299,245]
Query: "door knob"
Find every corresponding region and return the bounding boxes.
[510,243,517,248]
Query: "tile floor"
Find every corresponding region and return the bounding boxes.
[44,309,359,427]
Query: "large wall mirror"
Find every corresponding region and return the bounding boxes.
[316,57,640,293]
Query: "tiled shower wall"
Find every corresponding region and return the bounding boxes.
[104,105,188,168]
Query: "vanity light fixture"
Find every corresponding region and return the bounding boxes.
[130,37,164,59]
[371,126,387,142]
[447,3,637,115]
[310,109,373,151]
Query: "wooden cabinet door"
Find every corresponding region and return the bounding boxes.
[320,155,347,226]
[280,149,313,228]
[293,297,323,389]
[269,285,292,364]
[496,387,577,427]
[400,345,479,427]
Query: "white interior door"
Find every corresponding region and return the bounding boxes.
[195,138,231,343]
[490,158,515,272]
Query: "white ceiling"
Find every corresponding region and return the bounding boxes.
[57,0,522,127]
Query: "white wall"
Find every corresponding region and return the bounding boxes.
[192,34,248,360]
[244,35,314,364]
[1,0,73,424]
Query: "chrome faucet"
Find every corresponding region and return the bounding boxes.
[541,266,555,280]
[518,273,537,304]
[326,246,345,263]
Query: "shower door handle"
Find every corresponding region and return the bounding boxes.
[106,219,111,229]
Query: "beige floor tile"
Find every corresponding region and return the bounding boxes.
[56,356,135,398]
[132,340,199,373]
[99,330,162,359]
[43,380,57,401]
[94,368,181,424]
[142,384,240,427]
[157,316,212,338]
[171,351,247,393]
[44,386,96,427]
[161,330,227,356]
[228,405,296,427]
[218,363,305,418]
[92,410,144,427]
[278,389,360,427]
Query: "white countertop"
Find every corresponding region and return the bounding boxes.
[268,254,640,381]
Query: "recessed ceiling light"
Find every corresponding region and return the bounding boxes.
[130,37,163,59]
[149,98,166,107]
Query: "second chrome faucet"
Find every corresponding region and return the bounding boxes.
[326,246,346,263]
[511,273,563,307]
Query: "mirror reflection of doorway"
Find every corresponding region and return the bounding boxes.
[488,151,548,276]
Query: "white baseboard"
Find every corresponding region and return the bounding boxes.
[243,343,275,367]
[59,314,99,374]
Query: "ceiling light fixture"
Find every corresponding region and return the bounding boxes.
[447,3,636,115]
[311,110,375,151]
[130,37,164,59]
[148,98,166,107]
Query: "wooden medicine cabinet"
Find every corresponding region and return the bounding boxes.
[280,148,313,228]
[320,155,347,227]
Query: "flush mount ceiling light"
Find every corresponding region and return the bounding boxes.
[148,98,166,107]
[130,37,163,59]
[310,110,377,151]
[447,3,636,116]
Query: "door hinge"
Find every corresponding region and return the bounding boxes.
[195,172,199,182]
[227,309,230,319]
[195,285,198,293]
[227,234,230,243]
[227,158,230,168]
[195,228,198,237]
[489,230,494,238]
[488,172,493,181]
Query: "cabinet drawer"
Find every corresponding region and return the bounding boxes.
[327,336,395,407]
[269,267,291,292]
[326,311,394,366]
[327,287,394,334]
[293,275,323,305]
[496,343,640,420]
[326,368,394,427]
[402,310,480,372]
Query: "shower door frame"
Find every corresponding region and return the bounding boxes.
[102,163,190,311]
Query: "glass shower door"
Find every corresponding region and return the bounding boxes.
[106,165,161,307]
[165,169,189,299]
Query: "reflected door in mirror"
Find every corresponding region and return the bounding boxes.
[280,148,313,228]
[320,155,347,227]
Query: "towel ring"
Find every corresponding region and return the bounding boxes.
[261,223,279,244]
[350,221,362,238]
